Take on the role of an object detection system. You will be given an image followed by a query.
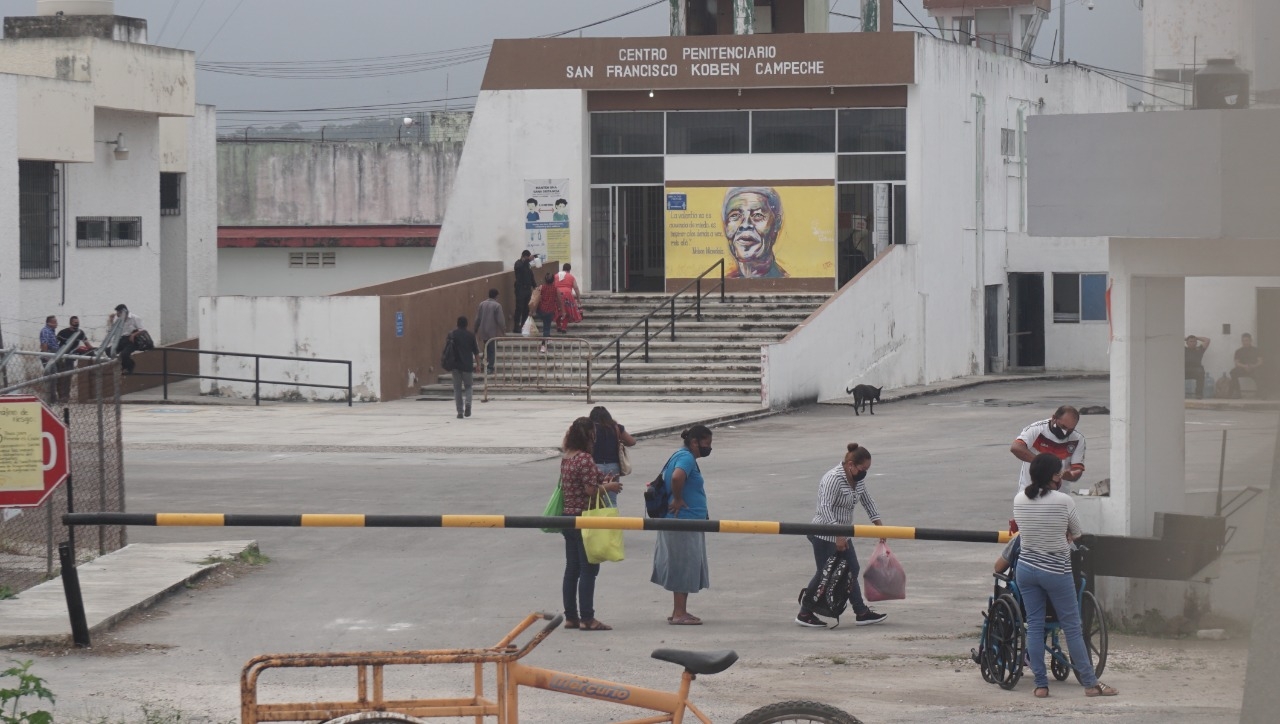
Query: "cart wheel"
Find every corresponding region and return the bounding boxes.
[981,594,1025,691]
[1075,590,1109,683]
[321,714,427,724]
[733,700,862,724]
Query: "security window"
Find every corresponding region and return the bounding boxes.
[838,109,906,153]
[666,111,749,154]
[77,216,142,247]
[837,154,906,182]
[1053,273,1107,323]
[160,173,182,216]
[288,251,336,268]
[752,110,835,153]
[19,160,60,279]
[1001,128,1018,157]
[590,112,664,155]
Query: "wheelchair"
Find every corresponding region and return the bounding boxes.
[972,545,1108,690]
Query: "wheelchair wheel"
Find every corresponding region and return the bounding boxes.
[733,700,862,723]
[981,594,1025,691]
[1075,590,1109,683]
[1050,650,1070,681]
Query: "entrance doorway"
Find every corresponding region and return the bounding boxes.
[1008,272,1045,368]
[985,284,1002,373]
[589,186,665,292]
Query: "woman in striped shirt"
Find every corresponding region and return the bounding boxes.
[1014,452,1118,698]
[794,443,889,628]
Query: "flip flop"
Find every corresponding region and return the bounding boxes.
[667,615,703,625]
[1085,683,1119,697]
[563,619,580,630]
[580,619,613,631]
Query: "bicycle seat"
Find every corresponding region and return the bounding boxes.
[650,648,739,675]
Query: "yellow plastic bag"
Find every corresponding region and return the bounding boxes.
[582,491,624,564]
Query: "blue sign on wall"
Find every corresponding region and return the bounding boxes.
[666,193,687,211]
[395,311,404,337]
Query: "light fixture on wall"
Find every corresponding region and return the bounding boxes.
[104,132,129,161]
[648,90,654,98]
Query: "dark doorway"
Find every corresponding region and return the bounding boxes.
[592,186,665,293]
[1255,288,1280,397]
[985,284,1002,373]
[1008,273,1045,368]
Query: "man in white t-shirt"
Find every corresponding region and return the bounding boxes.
[1010,405,1085,491]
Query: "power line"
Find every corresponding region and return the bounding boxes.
[218,94,480,115]
[154,0,182,45]
[197,0,247,59]
[896,0,937,39]
[172,0,209,48]
[540,0,664,38]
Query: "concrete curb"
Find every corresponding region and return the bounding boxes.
[0,540,257,648]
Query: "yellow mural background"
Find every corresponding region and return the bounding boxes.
[665,185,835,279]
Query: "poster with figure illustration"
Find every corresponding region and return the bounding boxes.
[523,179,570,264]
[665,184,835,279]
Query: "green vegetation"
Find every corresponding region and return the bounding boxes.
[0,660,54,724]
[200,546,270,567]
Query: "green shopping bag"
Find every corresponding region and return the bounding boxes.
[582,491,624,564]
[540,478,564,533]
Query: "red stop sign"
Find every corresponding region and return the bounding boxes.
[0,396,69,508]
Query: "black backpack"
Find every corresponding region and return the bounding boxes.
[800,553,852,626]
[644,453,680,518]
[440,332,457,372]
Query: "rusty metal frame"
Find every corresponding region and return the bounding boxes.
[240,612,711,724]
[482,338,593,402]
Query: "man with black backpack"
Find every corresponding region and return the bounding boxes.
[443,316,480,419]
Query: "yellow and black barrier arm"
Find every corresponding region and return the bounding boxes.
[64,513,1013,544]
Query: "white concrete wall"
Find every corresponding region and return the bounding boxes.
[218,140,461,227]
[431,89,588,280]
[17,109,164,346]
[1185,277,1280,381]
[16,73,94,162]
[0,75,19,353]
[198,295,381,401]
[159,105,219,343]
[763,245,920,408]
[218,247,435,297]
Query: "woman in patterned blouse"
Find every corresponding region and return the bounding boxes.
[560,416,622,631]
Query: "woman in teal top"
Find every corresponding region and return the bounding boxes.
[651,425,713,625]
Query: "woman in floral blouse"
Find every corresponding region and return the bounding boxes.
[560,416,622,631]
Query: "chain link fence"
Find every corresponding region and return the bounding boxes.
[0,352,125,594]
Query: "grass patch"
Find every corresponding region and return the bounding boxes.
[0,585,16,600]
[200,546,269,567]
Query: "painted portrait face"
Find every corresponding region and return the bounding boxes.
[723,191,779,264]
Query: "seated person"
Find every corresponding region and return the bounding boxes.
[995,535,1021,576]
[1229,333,1264,398]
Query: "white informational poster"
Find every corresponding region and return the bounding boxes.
[873,183,891,257]
[523,179,570,264]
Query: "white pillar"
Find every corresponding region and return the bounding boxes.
[1103,242,1191,615]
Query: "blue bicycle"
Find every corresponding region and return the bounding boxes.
[972,546,1108,690]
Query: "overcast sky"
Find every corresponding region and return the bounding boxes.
[0,0,1143,124]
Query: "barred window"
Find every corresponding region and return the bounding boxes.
[289,251,337,268]
[160,173,182,216]
[77,216,142,248]
[19,161,60,279]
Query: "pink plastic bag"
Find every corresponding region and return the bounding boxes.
[862,540,906,601]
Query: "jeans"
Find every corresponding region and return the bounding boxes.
[116,337,139,373]
[595,462,621,505]
[514,289,532,333]
[561,529,599,621]
[537,311,554,339]
[450,370,473,414]
[800,535,869,616]
[1185,365,1205,398]
[1016,561,1099,688]
[484,339,496,374]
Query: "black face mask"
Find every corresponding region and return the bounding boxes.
[698,445,712,458]
[853,469,867,483]
[1048,423,1070,439]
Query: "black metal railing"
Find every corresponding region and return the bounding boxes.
[133,347,354,406]
[592,259,726,386]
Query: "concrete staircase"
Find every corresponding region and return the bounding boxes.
[419,292,828,403]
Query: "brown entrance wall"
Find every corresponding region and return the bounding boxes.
[378,262,559,402]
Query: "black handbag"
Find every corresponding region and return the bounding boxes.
[133,330,155,351]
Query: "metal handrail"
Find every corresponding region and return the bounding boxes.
[134,347,354,407]
[591,259,726,386]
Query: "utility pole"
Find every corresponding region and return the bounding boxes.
[1058,0,1065,63]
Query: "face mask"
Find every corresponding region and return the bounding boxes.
[854,469,868,483]
[1049,423,1069,439]
[698,445,712,458]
